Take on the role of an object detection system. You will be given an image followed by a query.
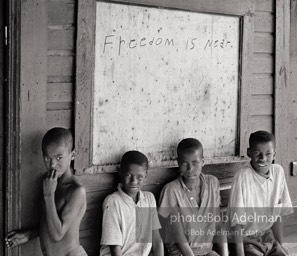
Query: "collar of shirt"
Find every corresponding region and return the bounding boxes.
[248,162,274,184]
[178,174,208,208]
[117,183,145,205]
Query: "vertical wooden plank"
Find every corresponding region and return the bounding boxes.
[0,0,4,254]
[19,0,47,255]
[274,0,290,169]
[75,0,96,172]
[6,0,22,255]
[239,14,254,156]
[101,0,256,15]
[287,0,297,203]
[255,0,274,12]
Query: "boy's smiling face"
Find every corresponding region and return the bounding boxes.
[120,164,147,198]
[178,149,204,181]
[43,142,75,178]
[248,141,275,175]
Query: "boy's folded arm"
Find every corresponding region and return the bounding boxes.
[44,186,86,241]
[109,245,122,256]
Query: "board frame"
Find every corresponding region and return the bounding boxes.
[74,0,256,173]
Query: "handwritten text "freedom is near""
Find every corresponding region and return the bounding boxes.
[102,34,233,56]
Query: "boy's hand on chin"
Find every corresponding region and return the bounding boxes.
[43,169,58,197]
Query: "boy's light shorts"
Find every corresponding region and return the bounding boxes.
[65,246,88,256]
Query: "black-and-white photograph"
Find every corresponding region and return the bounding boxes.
[1,0,297,255]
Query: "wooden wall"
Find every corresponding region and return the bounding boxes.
[251,0,274,133]
[17,2,76,256]
[283,0,297,241]
[287,0,297,203]
[7,0,297,256]
[0,0,5,254]
[47,0,76,130]
[18,0,47,255]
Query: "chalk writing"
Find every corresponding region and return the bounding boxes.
[204,39,231,49]
[102,34,233,56]
[103,35,175,56]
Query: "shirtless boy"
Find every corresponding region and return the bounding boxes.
[5,127,87,256]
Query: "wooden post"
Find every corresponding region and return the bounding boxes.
[239,14,254,156]
[0,0,5,254]
[10,0,47,255]
[6,0,22,255]
[274,0,290,169]
[75,0,96,173]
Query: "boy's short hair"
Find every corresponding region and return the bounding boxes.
[249,130,275,148]
[120,150,149,173]
[177,138,203,157]
[42,127,74,152]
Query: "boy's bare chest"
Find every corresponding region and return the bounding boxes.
[54,186,70,212]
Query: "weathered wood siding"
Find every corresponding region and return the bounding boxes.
[283,0,297,242]
[47,0,76,129]
[14,1,76,256]
[287,0,297,203]
[251,0,274,133]
[19,0,47,255]
[0,0,5,253]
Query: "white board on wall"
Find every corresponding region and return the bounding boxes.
[93,2,240,166]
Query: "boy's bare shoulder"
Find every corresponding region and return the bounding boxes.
[72,176,85,188]
[65,177,86,201]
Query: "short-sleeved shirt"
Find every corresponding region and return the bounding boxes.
[158,174,221,255]
[100,184,161,256]
[228,163,293,236]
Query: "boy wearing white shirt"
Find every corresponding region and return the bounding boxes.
[228,131,293,256]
